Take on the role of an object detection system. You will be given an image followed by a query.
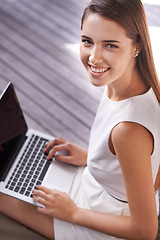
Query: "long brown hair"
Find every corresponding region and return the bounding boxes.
[81,0,160,103]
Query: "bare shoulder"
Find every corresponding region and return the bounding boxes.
[111,122,154,157]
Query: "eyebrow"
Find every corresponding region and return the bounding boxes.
[81,35,121,43]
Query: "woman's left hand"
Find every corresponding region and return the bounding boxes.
[33,185,78,222]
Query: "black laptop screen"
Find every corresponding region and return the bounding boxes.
[0,83,28,180]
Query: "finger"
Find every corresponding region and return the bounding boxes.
[47,144,69,160]
[33,189,48,200]
[33,195,47,207]
[36,185,51,194]
[44,137,66,153]
[44,139,57,153]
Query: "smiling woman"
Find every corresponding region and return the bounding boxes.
[80,15,141,93]
[0,0,160,240]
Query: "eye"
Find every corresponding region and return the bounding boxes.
[105,44,118,49]
[81,39,93,46]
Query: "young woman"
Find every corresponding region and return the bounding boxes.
[0,0,160,239]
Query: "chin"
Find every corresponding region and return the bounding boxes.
[89,77,106,87]
[90,80,105,87]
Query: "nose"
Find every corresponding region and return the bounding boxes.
[89,45,103,64]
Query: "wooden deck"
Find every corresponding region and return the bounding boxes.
[0,0,159,239]
[0,0,101,149]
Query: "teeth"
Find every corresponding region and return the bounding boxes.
[91,66,109,73]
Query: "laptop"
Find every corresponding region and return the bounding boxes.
[0,82,82,207]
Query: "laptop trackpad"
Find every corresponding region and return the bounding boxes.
[42,160,78,193]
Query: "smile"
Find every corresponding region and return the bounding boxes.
[89,65,110,74]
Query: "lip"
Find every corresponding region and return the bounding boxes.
[89,64,110,77]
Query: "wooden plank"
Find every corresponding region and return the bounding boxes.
[0,0,103,149]
[20,0,83,39]
[0,4,102,102]
[0,18,101,105]
[0,2,85,78]
[0,66,89,147]
[0,52,91,144]
[0,0,102,144]
[0,32,95,124]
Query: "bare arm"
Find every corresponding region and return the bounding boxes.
[154,166,160,192]
[110,122,158,239]
[34,123,158,240]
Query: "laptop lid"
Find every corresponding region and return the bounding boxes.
[0,83,28,181]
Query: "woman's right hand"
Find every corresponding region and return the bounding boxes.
[44,137,88,166]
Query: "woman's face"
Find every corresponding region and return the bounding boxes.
[80,13,138,88]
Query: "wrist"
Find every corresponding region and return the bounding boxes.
[71,207,83,224]
[71,207,88,226]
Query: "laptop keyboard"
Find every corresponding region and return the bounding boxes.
[5,134,51,197]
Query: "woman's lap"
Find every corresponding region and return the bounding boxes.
[54,218,124,240]
[0,193,54,239]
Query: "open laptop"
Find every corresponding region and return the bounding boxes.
[0,82,81,206]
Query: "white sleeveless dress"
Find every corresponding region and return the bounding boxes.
[54,88,160,240]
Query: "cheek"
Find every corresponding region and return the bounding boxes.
[80,45,89,65]
[104,52,128,70]
[103,52,119,68]
[79,45,84,63]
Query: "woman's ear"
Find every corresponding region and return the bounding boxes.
[134,41,142,57]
